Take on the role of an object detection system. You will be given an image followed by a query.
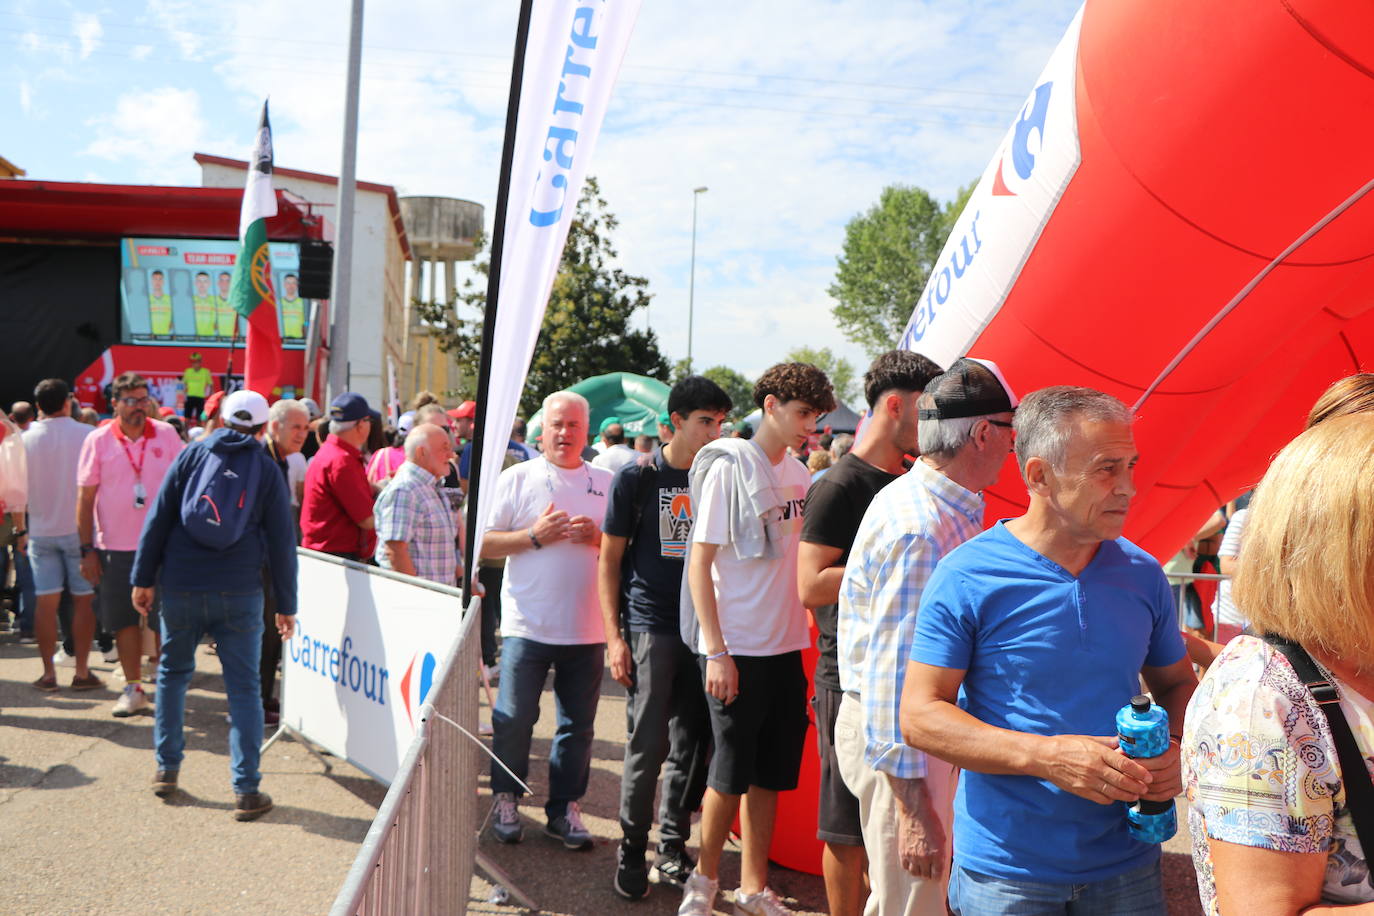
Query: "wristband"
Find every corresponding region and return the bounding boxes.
[80,543,95,556]
[12,528,25,537]
[527,528,542,550]
[705,649,729,661]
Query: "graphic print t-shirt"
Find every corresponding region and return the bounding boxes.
[691,452,810,656]
[602,449,690,634]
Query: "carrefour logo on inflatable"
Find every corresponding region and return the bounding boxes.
[399,651,439,729]
[900,6,1084,368]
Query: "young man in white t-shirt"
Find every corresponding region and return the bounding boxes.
[679,363,835,916]
[480,390,613,852]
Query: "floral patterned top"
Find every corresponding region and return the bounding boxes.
[1183,636,1374,914]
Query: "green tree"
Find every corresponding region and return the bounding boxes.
[786,346,859,406]
[828,182,975,358]
[416,177,669,417]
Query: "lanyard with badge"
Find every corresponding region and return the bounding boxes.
[114,421,152,508]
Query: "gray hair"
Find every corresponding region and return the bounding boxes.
[329,418,359,436]
[268,398,307,426]
[830,434,854,460]
[542,390,590,417]
[916,392,985,460]
[403,423,445,461]
[1013,386,1131,473]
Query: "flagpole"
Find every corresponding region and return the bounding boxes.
[461,0,535,603]
[225,325,238,393]
[326,0,365,401]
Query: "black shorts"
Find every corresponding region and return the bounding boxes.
[97,550,158,633]
[702,650,809,795]
[812,684,864,845]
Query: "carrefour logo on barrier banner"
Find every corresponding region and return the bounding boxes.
[899,6,1084,368]
[399,651,439,728]
[288,625,391,706]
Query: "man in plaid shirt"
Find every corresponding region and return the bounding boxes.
[835,358,1017,915]
[374,424,459,585]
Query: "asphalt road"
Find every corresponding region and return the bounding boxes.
[0,628,1204,915]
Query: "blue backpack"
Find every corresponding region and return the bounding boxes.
[179,441,264,550]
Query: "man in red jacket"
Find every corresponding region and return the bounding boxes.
[300,392,379,562]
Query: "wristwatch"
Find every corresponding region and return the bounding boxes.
[527,529,542,550]
[80,543,95,556]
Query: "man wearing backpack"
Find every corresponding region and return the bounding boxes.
[599,376,732,900]
[131,389,297,821]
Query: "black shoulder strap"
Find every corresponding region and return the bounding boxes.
[626,448,659,550]
[1263,634,1374,856]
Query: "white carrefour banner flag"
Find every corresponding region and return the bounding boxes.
[471,0,641,566]
[899,5,1083,367]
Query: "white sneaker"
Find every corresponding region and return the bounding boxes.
[733,887,795,916]
[677,871,719,916]
[102,647,120,664]
[112,683,152,717]
[52,649,76,669]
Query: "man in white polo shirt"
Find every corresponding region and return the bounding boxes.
[481,390,612,852]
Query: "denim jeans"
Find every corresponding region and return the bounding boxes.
[948,858,1166,916]
[490,636,603,819]
[3,543,36,634]
[155,589,265,795]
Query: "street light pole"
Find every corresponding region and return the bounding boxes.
[687,185,708,375]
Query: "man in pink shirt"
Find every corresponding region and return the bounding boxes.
[77,372,184,717]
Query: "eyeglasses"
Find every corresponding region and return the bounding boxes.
[117,396,153,407]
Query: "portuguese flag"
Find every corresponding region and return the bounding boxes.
[228,100,282,397]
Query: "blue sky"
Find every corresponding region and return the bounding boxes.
[2,0,1082,391]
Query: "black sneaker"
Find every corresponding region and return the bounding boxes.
[614,839,650,900]
[653,841,695,886]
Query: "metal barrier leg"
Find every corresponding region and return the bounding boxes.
[261,722,334,773]
[475,851,539,911]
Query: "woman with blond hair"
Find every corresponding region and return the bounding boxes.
[1183,413,1374,915]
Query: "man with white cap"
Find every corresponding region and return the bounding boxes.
[131,388,298,821]
[835,357,1018,915]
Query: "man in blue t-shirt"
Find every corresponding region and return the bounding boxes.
[598,376,732,901]
[900,386,1197,915]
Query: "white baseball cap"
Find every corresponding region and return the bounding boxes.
[221,390,270,428]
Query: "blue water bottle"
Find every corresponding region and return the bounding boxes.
[1115,694,1177,843]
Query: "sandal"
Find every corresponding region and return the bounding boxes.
[32,675,58,692]
[70,673,105,691]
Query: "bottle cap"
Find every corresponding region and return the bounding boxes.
[1130,694,1151,713]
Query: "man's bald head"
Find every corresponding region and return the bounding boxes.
[405,423,454,477]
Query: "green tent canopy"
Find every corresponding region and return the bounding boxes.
[527,372,670,444]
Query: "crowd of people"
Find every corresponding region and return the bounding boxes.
[3,354,1372,916]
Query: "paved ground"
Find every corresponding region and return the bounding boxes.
[1,627,1203,915]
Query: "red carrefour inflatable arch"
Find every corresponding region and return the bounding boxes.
[771,0,1374,875]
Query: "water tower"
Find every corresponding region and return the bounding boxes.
[399,196,484,401]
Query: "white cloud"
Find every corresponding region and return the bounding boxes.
[19,80,32,115]
[73,12,102,60]
[131,45,154,61]
[83,87,217,184]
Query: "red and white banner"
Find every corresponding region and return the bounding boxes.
[470,0,642,564]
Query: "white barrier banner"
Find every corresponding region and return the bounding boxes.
[283,550,464,783]
[471,0,642,566]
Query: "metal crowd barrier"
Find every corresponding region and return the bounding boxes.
[331,595,482,915]
[1165,569,1230,639]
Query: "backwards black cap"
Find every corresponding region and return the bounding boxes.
[918,357,1018,421]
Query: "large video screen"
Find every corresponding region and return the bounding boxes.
[120,237,311,349]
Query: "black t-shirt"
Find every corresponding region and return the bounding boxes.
[801,452,901,691]
[602,448,691,634]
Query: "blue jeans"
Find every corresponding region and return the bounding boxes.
[949,859,1165,916]
[3,543,36,633]
[490,636,603,819]
[155,589,265,795]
